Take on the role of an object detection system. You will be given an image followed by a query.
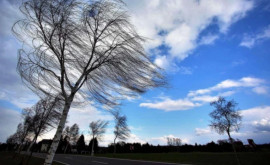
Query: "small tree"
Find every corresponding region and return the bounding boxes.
[89,120,108,156]
[69,124,80,146]
[112,110,130,153]
[26,97,61,163]
[27,97,61,152]
[14,111,33,157]
[209,97,242,165]
[63,126,71,153]
[167,137,181,146]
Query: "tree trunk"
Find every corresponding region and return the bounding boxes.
[227,131,241,165]
[44,99,72,165]
[113,138,116,154]
[26,134,39,164]
[27,135,37,153]
[91,137,95,156]
[64,143,69,154]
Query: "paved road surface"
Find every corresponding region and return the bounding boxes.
[31,153,190,165]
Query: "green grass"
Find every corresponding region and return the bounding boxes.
[0,152,63,165]
[96,152,270,165]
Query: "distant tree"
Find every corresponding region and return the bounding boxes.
[15,110,34,157]
[112,110,130,153]
[23,97,62,164]
[76,135,86,153]
[167,137,181,146]
[209,97,242,165]
[70,124,80,146]
[26,97,61,158]
[63,126,71,153]
[6,132,20,151]
[13,0,166,163]
[89,120,108,156]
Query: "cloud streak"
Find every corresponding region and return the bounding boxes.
[240,25,270,48]
[140,77,267,111]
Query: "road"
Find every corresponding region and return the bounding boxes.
[31,153,190,165]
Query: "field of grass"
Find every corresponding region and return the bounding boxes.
[97,152,270,165]
[0,152,63,165]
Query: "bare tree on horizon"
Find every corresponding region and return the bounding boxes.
[13,0,166,164]
[89,120,108,156]
[112,110,130,153]
[209,96,242,165]
[69,123,80,146]
[13,112,33,158]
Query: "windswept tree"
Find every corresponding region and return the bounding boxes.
[209,97,242,165]
[89,120,108,156]
[15,111,33,156]
[69,124,80,146]
[13,0,165,164]
[112,110,130,153]
[26,97,61,161]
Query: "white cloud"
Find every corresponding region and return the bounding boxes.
[188,77,265,97]
[141,77,267,111]
[140,98,201,111]
[195,127,211,136]
[199,34,219,45]
[154,55,180,72]
[191,95,218,102]
[240,106,270,132]
[154,56,193,74]
[252,86,268,95]
[240,25,270,48]
[126,0,253,69]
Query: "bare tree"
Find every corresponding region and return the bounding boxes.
[89,120,108,156]
[62,126,71,153]
[69,123,80,146]
[26,97,61,162]
[209,96,242,165]
[167,137,181,146]
[13,114,32,157]
[13,0,165,164]
[112,110,130,153]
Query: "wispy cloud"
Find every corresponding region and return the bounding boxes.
[140,77,267,111]
[187,77,265,97]
[199,34,219,45]
[195,127,211,136]
[252,86,268,95]
[240,25,270,48]
[140,98,201,111]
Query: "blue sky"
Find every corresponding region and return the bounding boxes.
[0,0,270,146]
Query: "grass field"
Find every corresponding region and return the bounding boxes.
[97,152,270,165]
[0,152,63,165]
